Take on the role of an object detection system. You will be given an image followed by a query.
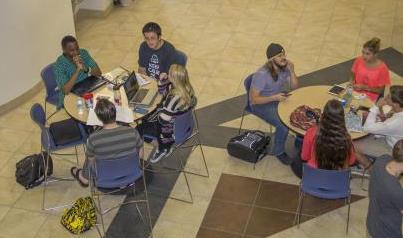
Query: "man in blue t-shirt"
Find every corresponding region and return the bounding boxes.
[138,22,178,94]
[249,43,299,164]
[53,35,102,108]
[366,139,403,238]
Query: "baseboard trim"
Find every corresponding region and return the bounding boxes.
[76,2,114,18]
[0,81,43,116]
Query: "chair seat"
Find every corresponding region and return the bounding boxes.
[96,172,143,189]
[42,128,86,152]
[302,186,349,200]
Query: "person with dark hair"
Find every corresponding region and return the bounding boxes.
[138,22,178,95]
[291,99,370,178]
[70,99,143,187]
[366,139,403,238]
[249,43,299,164]
[351,37,391,102]
[355,85,403,156]
[53,35,102,108]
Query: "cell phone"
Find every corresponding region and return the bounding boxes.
[357,105,370,112]
[282,91,292,97]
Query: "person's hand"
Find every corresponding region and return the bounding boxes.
[286,60,295,72]
[377,98,387,108]
[73,55,84,71]
[159,72,168,81]
[274,93,287,102]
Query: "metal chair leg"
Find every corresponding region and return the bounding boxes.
[295,189,304,227]
[142,163,154,238]
[238,110,246,135]
[74,145,80,166]
[346,195,351,234]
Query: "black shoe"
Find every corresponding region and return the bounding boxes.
[276,153,291,165]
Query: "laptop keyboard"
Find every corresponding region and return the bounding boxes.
[132,89,149,103]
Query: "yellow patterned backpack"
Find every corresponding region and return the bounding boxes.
[61,196,96,234]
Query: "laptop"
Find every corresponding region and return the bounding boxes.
[71,75,107,96]
[123,72,157,107]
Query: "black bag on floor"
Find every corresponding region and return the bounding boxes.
[15,152,53,189]
[227,130,271,164]
[49,118,82,146]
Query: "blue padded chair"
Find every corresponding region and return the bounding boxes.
[238,74,272,135]
[176,50,188,66]
[41,64,60,119]
[144,108,209,203]
[30,103,87,210]
[295,164,352,234]
[89,152,153,237]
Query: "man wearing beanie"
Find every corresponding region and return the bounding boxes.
[249,43,299,164]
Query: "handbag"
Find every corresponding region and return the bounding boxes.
[227,130,271,164]
[49,118,82,146]
[290,105,321,131]
[15,152,53,189]
[61,196,96,234]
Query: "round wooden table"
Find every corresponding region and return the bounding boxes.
[277,85,373,140]
[64,73,160,124]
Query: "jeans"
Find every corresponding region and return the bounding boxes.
[251,101,289,156]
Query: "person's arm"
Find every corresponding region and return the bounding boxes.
[353,84,385,94]
[286,60,298,90]
[62,69,81,94]
[363,106,395,135]
[138,42,147,75]
[54,61,78,95]
[353,151,371,169]
[250,89,286,105]
[81,49,101,77]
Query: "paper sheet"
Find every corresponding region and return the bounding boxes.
[86,106,133,126]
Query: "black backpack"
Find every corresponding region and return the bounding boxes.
[227,130,271,165]
[15,152,53,189]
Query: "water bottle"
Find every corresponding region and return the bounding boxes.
[76,98,85,115]
[342,86,353,107]
[113,85,122,106]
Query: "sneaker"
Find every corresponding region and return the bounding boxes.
[276,153,292,165]
[150,148,173,164]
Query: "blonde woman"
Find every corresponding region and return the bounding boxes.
[136,64,196,163]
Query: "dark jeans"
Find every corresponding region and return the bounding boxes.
[136,117,175,152]
[290,156,304,179]
[250,101,289,156]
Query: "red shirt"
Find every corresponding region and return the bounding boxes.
[351,56,390,102]
[301,126,356,168]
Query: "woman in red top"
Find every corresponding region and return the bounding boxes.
[291,100,370,178]
[351,37,391,102]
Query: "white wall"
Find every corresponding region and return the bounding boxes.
[79,0,113,11]
[0,0,75,106]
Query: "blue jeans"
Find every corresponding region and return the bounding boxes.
[251,102,289,156]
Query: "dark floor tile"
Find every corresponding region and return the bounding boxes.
[245,207,312,237]
[299,194,364,216]
[201,200,252,234]
[196,228,242,238]
[212,174,260,204]
[255,180,299,212]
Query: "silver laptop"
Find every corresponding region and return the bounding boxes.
[123,72,157,107]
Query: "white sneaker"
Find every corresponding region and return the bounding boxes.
[150,148,173,163]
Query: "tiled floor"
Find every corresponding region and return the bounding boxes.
[0,0,403,237]
[197,174,364,238]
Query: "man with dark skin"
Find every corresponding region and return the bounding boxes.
[53,35,102,107]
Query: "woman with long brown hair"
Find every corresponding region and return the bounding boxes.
[291,99,369,178]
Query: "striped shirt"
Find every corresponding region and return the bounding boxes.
[161,94,197,116]
[53,49,98,108]
[86,126,143,160]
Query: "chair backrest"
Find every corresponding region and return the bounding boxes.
[175,50,188,66]
[93,151,143,189]
[301,163,351,199]
[30,103,46,128]
[41,64,58,98]
[174,109,194,144]
[244,74,254,109]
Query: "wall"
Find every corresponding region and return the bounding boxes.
[0,0,75,106]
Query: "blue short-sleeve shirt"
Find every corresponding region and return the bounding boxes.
[250,66,291,98]
[53,49,98,107]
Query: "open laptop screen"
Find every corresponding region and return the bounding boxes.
[123,72,139,101]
